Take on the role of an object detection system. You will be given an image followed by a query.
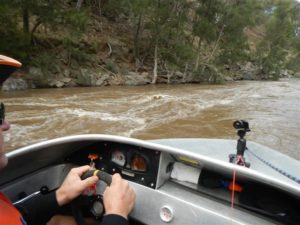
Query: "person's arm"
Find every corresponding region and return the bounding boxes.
[103,174,135,220]
[88,173,135,225]
[16,168,135,225]
[16,166,99,225]
[15,190,60,225]
[101,214,128,225]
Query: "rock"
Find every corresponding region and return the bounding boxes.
[76,68,110,86]
[28,67,43,79]
[108,74,125,85]
[174,71,184,78]
[1,78,28,91]
[124,72,150,85]
[62,77,72,83]
[76,69,95,86]
[55,81,65,88]
[96,74,110,86]
[49,80,63,88]
[239,62,260,80]
[141,72,149,77]
[280,69,294,78]
[224,76,234,81]
[63,69,71,77]
[294,72,300,78]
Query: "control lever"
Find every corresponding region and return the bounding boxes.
[81,169,112,186]
[72,169,112,224]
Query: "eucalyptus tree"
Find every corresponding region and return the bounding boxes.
[256,0,300,78]
[0,1,24,57]
[117,0,152,71]
[147,0,193,83]
[216,0,260,63]
[0,0,89,63]
[192,0,223,71]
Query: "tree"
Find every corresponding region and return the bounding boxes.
[192,0,223,71]
[257,0,299,78]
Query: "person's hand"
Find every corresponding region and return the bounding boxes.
[0,120,10,169]
[56,165,99,206]
[103,173,135,219]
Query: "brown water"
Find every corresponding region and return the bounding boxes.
[1,79,299,160]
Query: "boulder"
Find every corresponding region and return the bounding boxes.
[1,78,28,91]
[294,72,300,77]
[76,68,110,86]
[124,72,150,85]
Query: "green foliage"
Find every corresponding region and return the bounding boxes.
[0,0,88,66]
[255,0,300,77]
[216,0,264,64]
[63,9,89,33]
[0,1,30,61]
[105,60,119,74]
[193,0,223,43]
[1,0,299,84]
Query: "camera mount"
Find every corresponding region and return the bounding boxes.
[229,120,251,167]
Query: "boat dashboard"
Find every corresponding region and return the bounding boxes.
[0,135,300,225]
[65,141,161,189]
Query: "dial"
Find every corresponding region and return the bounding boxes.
[111,150,126,167]
[131,155,147,172]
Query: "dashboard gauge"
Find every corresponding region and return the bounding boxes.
[131,155,147,172]
[111,150,126,167]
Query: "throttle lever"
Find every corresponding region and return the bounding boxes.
[72,170,112,223]
[81,169,112,186]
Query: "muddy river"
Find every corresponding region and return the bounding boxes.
[1,79,299,160]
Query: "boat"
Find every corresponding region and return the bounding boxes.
[0,120,299,225]
[0,55,299,224]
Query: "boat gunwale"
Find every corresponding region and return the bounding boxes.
[6,134,300,197]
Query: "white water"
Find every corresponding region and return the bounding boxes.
[1,79,299,160]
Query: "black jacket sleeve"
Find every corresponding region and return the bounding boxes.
[101,214,129,225]
[15,191,60,225]
[15,191,129,225]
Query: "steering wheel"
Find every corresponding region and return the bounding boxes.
[71,169,112,225]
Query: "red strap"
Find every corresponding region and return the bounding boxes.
[0,193,24,225]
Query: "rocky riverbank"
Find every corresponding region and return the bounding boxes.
[2,61,299,91]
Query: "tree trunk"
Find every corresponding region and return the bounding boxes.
[183,63,188,82]
[207,24,225,63]
[151,0,160,84]
[30,20,42,45]
[22,6,29,34]
[152,44,158,84]
[194,38,202,71]
[134,14,142,71]
[76,0,84,10]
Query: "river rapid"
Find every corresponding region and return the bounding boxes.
[1,79,299,160]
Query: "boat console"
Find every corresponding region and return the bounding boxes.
[0,135,300,225]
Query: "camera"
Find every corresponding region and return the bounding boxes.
[233,120,250,132]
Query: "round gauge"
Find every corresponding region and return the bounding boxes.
[111,150,126,167]
[131,155,147,172]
